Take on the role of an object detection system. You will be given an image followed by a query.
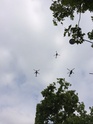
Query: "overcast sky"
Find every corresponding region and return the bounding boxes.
[0,0,93,124]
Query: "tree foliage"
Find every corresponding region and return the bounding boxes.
[35,78,93,124]
[50,0,93,45]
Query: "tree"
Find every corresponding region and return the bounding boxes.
[50,0,93,47]
[35,78,93,124]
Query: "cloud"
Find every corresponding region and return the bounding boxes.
[0,0,93,123]
[0,107,33,124]
[26,0,46,32]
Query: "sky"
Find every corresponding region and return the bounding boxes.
[0,0,93,124]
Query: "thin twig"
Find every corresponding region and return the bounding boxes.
[78,12,81,27]
[78,4,81,27]
[84,39,93,44]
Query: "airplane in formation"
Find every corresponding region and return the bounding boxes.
[67,68,75,77]
[34,69,40,77]
[89,73,93,75]
[54,51,60,58]
[33,52,92,77]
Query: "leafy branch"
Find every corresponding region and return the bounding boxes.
[50,0,93,46]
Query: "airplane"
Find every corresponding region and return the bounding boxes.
[89,73,93,74]
[54,51,60,58]
[34,69,40,77]
[67,68,75,77]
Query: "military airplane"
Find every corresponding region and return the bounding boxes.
[54,51,60,58]
[34,69,40,77]
[67,68,75,77]
[89,73,93,75]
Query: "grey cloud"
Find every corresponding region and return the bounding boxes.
[0,0,93,124]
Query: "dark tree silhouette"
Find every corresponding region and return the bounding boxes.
[35,78,93,124]
[50,0,93,47]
